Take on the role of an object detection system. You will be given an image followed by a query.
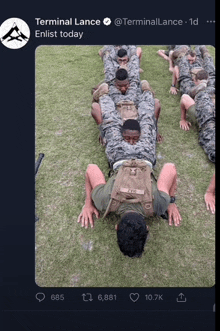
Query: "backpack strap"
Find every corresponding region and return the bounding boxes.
[103,159,154,218]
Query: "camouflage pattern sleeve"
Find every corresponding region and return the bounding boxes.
[195,91,215,128]
[178,56,195,95]
[194,46,204,66]
[194,90,215,163]
[203,54,215,91]
[109,81,141,106]
[102,91,157,167]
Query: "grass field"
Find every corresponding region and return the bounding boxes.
[35,45,215,287]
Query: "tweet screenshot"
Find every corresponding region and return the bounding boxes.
[1,6,215,331]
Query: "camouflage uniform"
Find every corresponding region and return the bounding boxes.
[165,45,191,57]
[99,92,157,168]
[171,45,192,66]
[194,46,215,93]
[178,56,196,95]
[103,49,140,84]
[178,48,215,96]
[102,46,120,82]
[116,45,137,59]
[178,51,215,162]
[178,55,203,95]
[204,56,215,94]
[109,81,142,106]
[194,90,215,163]
[102,45,137,61]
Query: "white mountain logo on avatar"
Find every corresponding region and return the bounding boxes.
[0,18,30,49]
[1,22,29,42]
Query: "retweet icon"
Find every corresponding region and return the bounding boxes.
[0,18,30,49]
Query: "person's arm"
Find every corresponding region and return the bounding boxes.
[157,163,182,226]
[91,102,102,125]
[124,81,139,105]
[179,94,195,130]
[109,81,139,105]
[169,66,179,94]
[77,164,106,228]
[204,173,215,214]
[157,49,170,61]
[108,84,123,104]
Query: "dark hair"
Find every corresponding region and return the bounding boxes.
[187,50,196,57]
[195,69,208,81]
[116,68,128,81]
[117,212,148,257]
[117,48,127,58]
[121,119,141,133]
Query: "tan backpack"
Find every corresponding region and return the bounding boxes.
[116,100,138,122]
[103,159,154,218]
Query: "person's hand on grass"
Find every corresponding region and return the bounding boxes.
[77,204,99,229]
[156,133,164,143]
[180,119,191,131]
[204,192,215,214]
[169,86,179,95]
[167,203,182,226]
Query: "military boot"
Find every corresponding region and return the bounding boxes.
[141,80,151,92]
[93,83,109,102]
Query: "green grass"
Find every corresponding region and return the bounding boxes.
[35,45,215,287]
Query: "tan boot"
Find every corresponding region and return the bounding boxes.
[141,80,154,95]
[141,80,151,91]
[93,83,109,102]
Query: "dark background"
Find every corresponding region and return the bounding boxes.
[1,2,215,330]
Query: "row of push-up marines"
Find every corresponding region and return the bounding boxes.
[77,45,215,258]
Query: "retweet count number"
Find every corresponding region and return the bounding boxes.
[98,294,117,301]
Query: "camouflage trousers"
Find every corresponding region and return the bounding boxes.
[99,92,157,168]
[177,51,206,96]
[126,54,140,81]
[172,45,191,66]
[165,44,190,57]
[178,56,195,95]
[194,46,215,91]
[199,120,215,163]
[109,81,142,106]
[203,55,215,92]
[101,45,118,60]
[103,54,119,83]
[195,91,215,163]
